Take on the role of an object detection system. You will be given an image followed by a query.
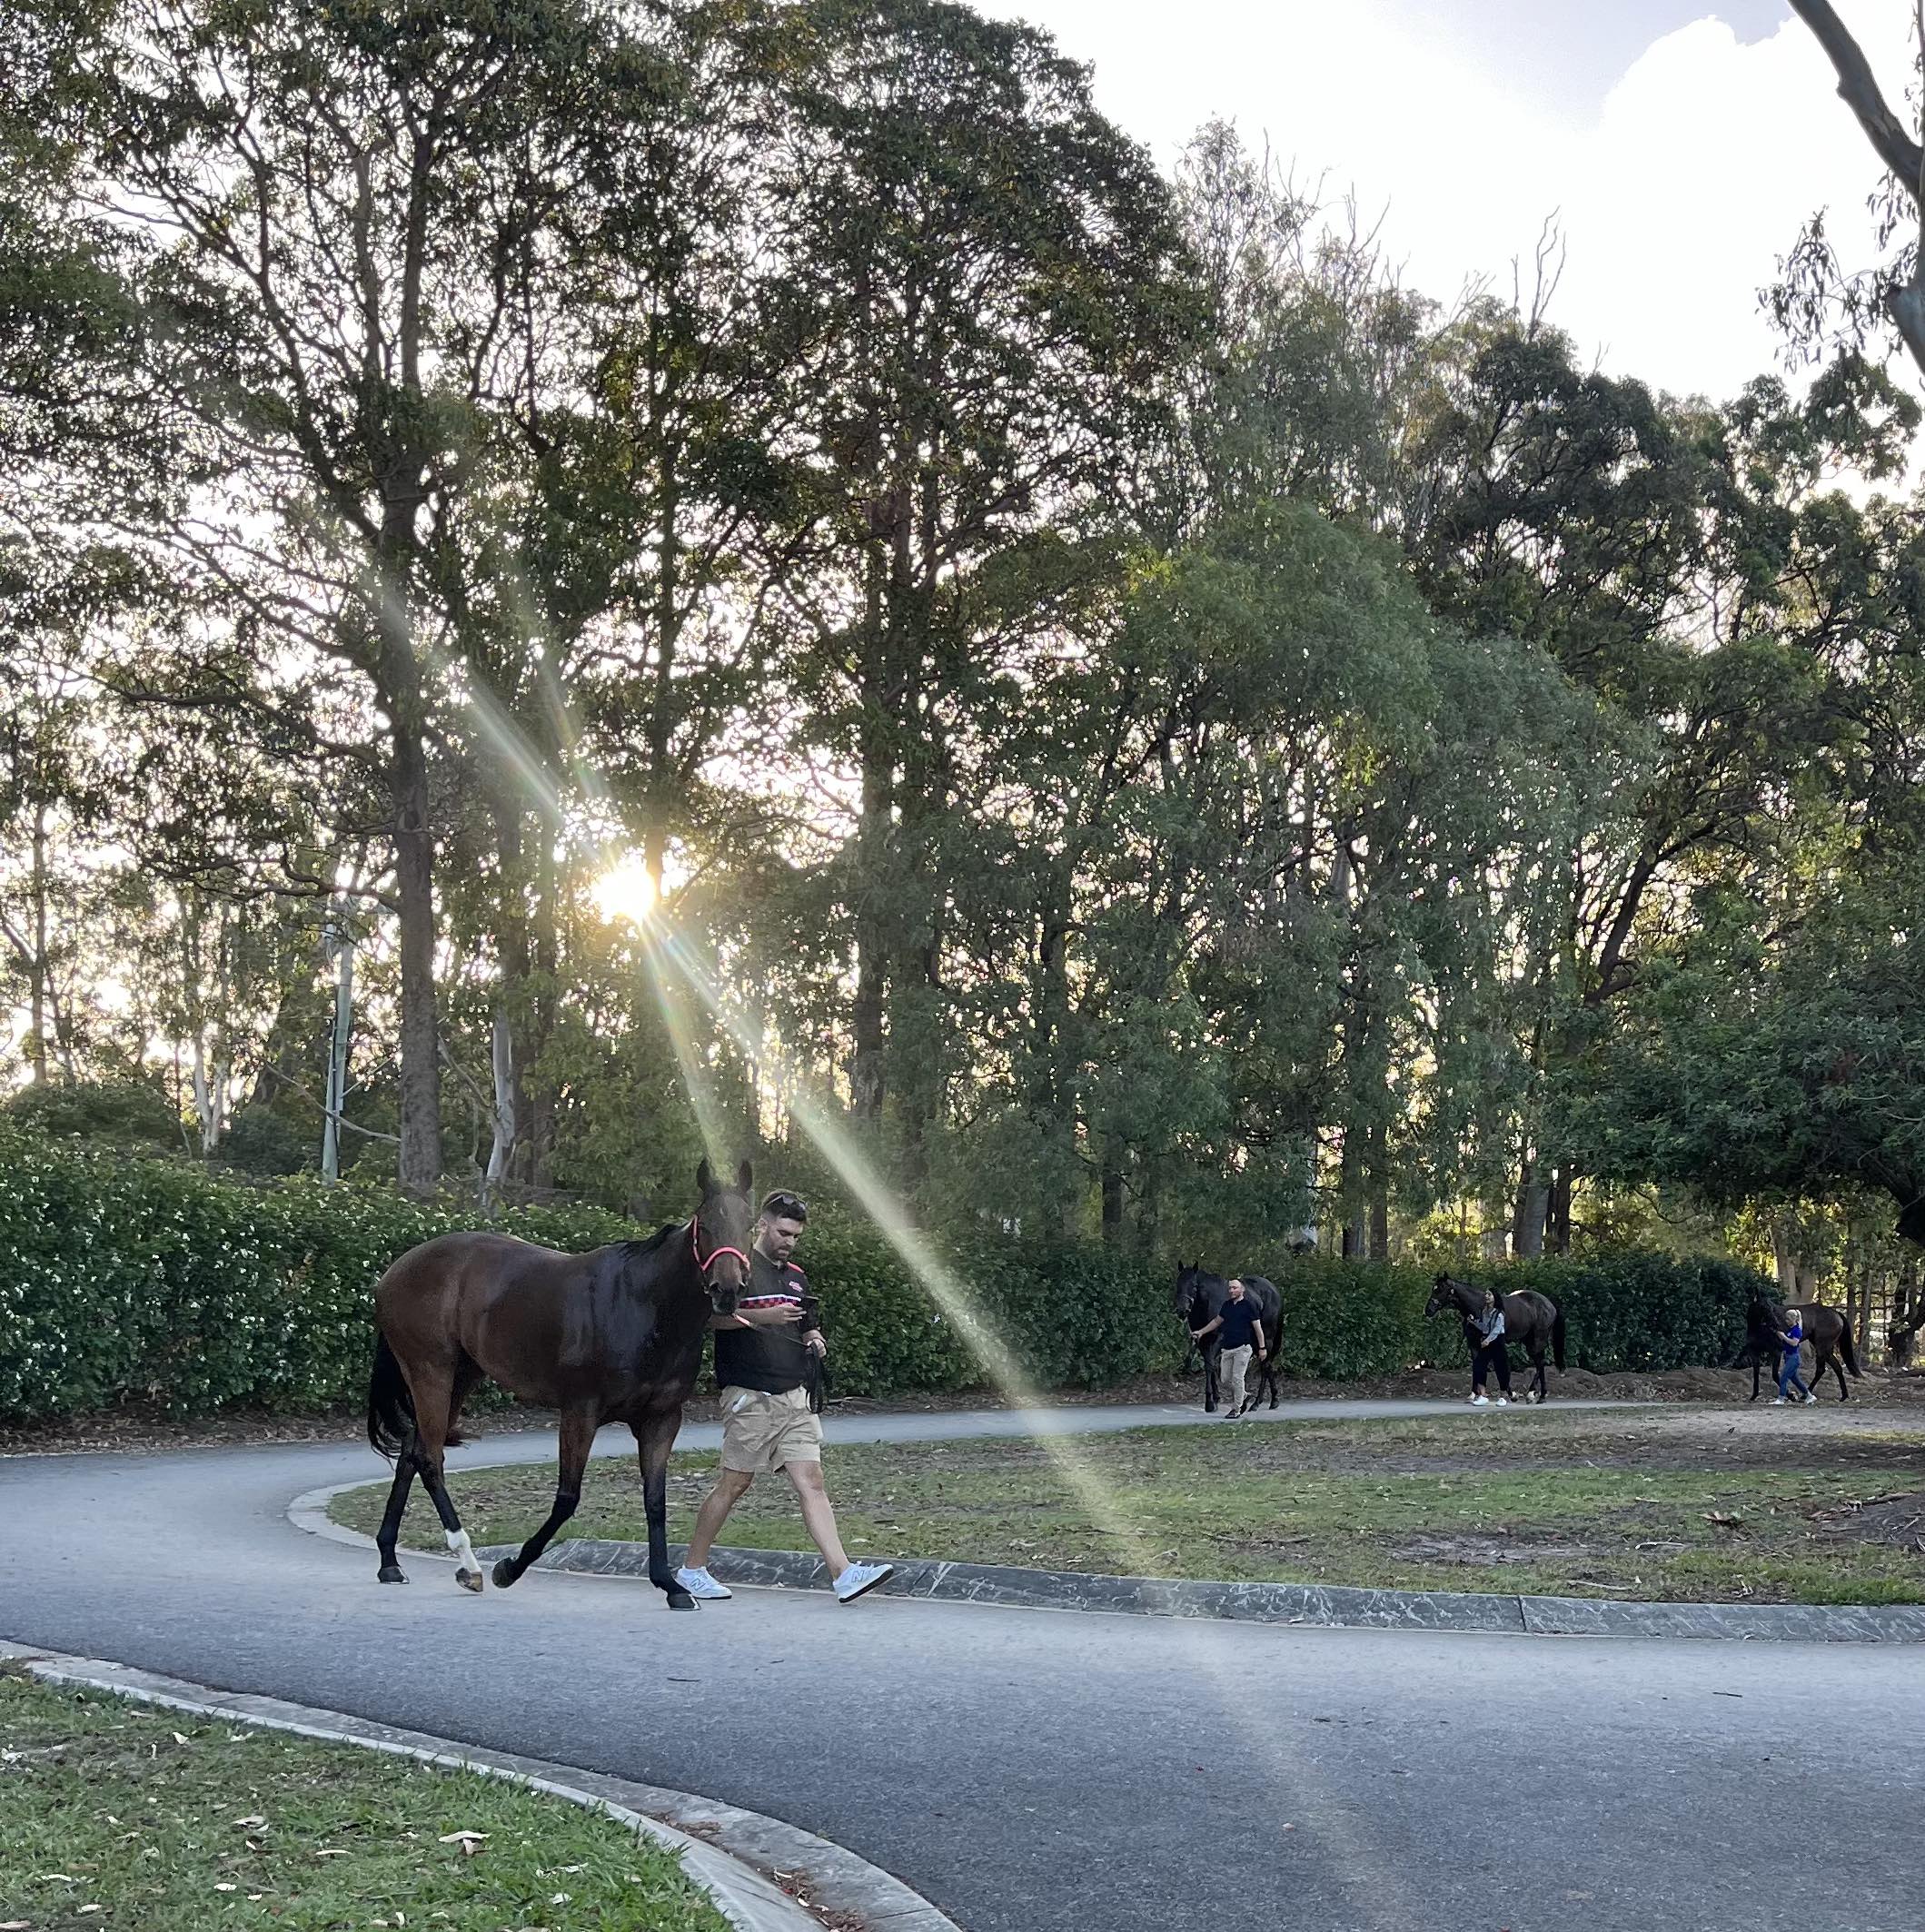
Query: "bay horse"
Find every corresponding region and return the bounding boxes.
[1731,1299,1861,1402]
[1174,1264,1284,1413]
[1425,1273,1565,1403]
[365,1158,754,1611]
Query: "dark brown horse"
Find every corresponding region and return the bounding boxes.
[1425,1273,1566,1403]
[365,1158,754,1610]
[1174,1264,1284,1413]
[1732,1299,1861,1402]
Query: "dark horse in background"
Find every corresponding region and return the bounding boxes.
[1730,1299,1861,1401]
[1174,1264,1284,1413]
[1425,1273,1566,1403]
[365,1158,755,1610]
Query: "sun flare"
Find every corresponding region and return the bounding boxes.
[591,853,659,927]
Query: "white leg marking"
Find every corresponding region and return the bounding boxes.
[446,1529,480,1573]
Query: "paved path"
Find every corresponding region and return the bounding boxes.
[5,1401,1922,1932]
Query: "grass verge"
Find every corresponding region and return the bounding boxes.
[328,1410,1925,1605]
[0,1669,727,1931]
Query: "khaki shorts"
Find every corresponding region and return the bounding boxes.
[719,1385,822,1474]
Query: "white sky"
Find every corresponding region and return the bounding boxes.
[984,0,1918,405]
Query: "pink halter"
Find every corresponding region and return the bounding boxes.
[690,1214,749,1277]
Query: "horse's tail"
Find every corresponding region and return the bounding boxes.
[1839,1319,1862,1379]
[1552,1303,1567,1372]
[366,1332,416,1461]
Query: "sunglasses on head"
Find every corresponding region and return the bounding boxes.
[761,1192,808,1220]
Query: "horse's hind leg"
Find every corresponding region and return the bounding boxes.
[1823,1350,1849,1400]
[410,1370,485,1593]
[375,1449,418,1583]
[493,1408,596,1589]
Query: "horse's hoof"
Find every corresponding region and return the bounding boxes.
[1204,1404,1216,1413]
[456,1568,484,1594]
[666,1589,696,1611]
[491,1559,517,1590]
[377,1564,408,1585]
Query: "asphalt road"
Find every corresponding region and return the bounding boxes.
[3,1402,1920,1932]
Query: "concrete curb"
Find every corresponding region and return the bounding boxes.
[0,1642,960,1932]
[478,1538,1925,1644]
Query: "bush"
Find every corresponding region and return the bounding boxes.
[1,1078,182,1152]
[0,1127,640,1422]
[218,1106,314,1176]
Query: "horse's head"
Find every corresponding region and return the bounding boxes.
[1425,1273,1466,1319]
[692,1157,755,1314]
[1174,1261,1207,1321]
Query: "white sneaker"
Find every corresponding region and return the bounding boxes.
[1494,1396,1509,1407]
[1771,1396,1787,1406]
[1469,1392,1489,1407]
[832,1560,895,1603]
[1802,1393,1818,1405]
[673,1565,732,1600]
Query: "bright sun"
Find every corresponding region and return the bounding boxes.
[592,852,659,927]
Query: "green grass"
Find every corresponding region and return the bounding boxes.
[0,1671,727,1931]
[330,1410,1925,1605]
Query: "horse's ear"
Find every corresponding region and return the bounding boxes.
[696,1157,714,1197]
[737,1158,753,1196]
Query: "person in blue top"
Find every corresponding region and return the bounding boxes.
[1188,1277,1268,1418]
[1772,1305,1814,1406]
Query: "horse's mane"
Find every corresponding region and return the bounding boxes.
[620,1223,680,1262]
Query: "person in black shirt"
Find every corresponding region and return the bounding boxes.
[1189,1277,1267,1418]
[675,1191,895,1604]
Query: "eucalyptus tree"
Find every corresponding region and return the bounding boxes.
[753,0,1199,1181]
[37,0,694,1190]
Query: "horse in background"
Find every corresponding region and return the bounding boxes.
[1731,1299,1861,1401]
[1174,1263,1284,1413]
[1424,1273,1565,1403]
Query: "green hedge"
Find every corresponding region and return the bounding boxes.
[0,1128,1780,1422]
[0,1128,635,1422]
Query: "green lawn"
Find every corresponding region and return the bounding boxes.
[0,1669,726,1931]
[330,1410,1925,1605]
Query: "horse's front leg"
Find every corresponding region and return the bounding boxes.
[493,1408,596,1589]
[1203,1342,1221,1412]
[635,1410,693,1610]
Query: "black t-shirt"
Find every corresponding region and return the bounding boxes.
[713,1249,818,1394]
[1217,1295,1263,1351]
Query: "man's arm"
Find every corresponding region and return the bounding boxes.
[1191,1314,1223,1341]
[1252,1323,1266,1358]
[709,1306,803,1331]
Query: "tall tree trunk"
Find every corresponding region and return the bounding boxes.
[1513,1158,1548,1259]
[27,802,49,1084]
[390,721,442,1194]
[1367,1118,1389,1261]
[1100,1155,1125,1246]
[321,918,353,1183]
[1549,1167,1573,1254]
[849,688,892,1124]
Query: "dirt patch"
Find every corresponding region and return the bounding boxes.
[1811,1489,1925,1549]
